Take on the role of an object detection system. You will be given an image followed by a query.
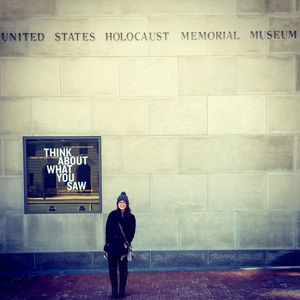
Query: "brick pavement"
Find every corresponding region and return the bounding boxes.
[0,268,299,300]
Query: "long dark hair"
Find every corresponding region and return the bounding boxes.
[118,204,131,215]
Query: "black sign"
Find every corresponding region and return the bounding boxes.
[23,137,102,214]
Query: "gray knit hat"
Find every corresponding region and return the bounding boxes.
[117,191,129,205]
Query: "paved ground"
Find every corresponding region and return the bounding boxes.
[0,268,299,299]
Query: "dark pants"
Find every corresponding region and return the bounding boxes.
[108,254,128,297]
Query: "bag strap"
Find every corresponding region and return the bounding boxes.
[118,222,130,247]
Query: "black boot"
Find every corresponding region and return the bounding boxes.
[119,259,128,298]
[110,278,118,299]
[108,257,119,299]
[109,275,118,299]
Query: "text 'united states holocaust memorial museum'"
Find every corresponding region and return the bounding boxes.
[0,30,297,42]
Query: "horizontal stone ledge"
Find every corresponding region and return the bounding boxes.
[0,250,299,274]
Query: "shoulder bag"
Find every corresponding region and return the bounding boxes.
[118,222,133,261]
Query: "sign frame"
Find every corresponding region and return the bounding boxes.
[23,136,102,214]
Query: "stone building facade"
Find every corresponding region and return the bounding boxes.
[0,0,299,272]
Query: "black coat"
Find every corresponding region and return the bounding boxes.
[105,209,136,257]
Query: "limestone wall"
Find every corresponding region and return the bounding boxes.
[0,0,299,254]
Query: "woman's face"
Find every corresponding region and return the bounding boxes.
[118,200,127,211]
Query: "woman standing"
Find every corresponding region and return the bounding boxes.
[105,192,136,299]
